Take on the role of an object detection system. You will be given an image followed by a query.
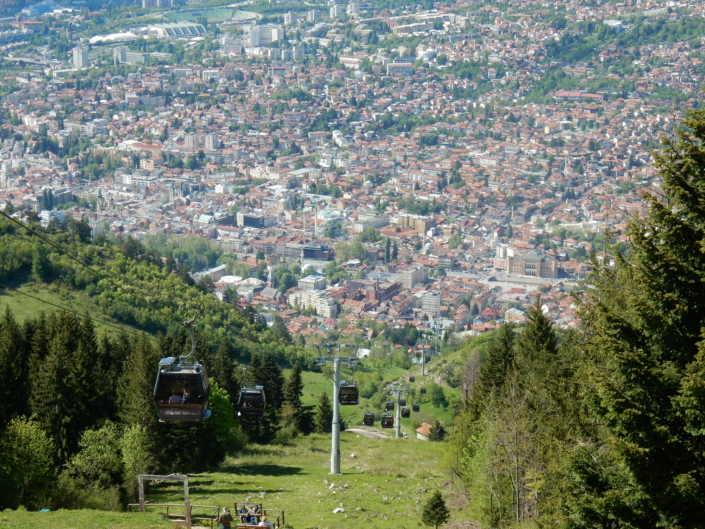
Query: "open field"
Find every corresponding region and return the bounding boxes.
[0,282,140,338]
[0,509,171,529]
[1,433,467,529]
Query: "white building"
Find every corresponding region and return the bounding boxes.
[347,2,360,16]
[289,289,337,318]
[72,46,89,69]
[330,4,344,17]
[248,25,282,46]
[421,290,442,317]
[298,275,326,290]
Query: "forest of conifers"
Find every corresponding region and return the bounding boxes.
[4,111,705,528]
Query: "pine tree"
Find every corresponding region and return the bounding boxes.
[392,241,398,260]
[515,296,556,364]
[117,334,158,429]
[212,339,237,405]
[428,420,446,442]
[30,311,80,464]
[477,323,515,396]
[566,109,705,528]
[239,351,284,443]
[385,237,391,263]
[421,490,450,529]
[0,306,28,430]
[315,392,333,434]
[283,362,304,432]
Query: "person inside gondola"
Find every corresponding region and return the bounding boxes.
[168,390,182,404]
[181,386,191,404]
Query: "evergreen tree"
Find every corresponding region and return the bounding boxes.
[30,311,80,464]
[566,109,705,528]
[477,323,515,396]
[385,237,391,262]
[283,362,305,432]
[515,296,557,364]
[117,335,158,429]
[428,420,446,442]
[315,392,333,434]
[62,315,103,455]
[212,339,237,405]
[0,306,28,430]
[421,490,450,529]
[392,241,398,260]
[239,352,284,443]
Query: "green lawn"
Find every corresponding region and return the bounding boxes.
[0,509,171,529]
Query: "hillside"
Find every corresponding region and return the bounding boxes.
[2,432,465,529]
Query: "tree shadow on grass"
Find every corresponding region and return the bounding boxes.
[218,464,305,477]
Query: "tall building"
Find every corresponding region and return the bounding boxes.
[0,159,11,187]
[204,134,220,150]
[330,4,344,17]
[307,9,321,22]
[283,11,295,25]
[401,267,427,289]
[347,2,360,16]
[72,46,88,69]
[248,25,282,46]
[421,290,442,318]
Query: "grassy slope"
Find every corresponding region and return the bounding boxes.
[3,434,463,529]
[0,510,171,529]
[0,281,139,338]
[1,283,467,528]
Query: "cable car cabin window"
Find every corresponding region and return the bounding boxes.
[412,402,420,412]
[385,401,395,411]
[338,383,359,405]
[381,414,394,428]
[363,412,375,426]
[238,388,266,417]
[401,407,411,418]
[154,370,208,422]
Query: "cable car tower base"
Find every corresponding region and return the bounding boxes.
[315,343,359,475]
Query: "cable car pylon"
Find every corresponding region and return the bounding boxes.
[315,343,360,475]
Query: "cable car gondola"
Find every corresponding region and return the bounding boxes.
[385,400,395,411]
[339,381,359,405]
[409,375,415,382]
[381,413,394,428]
[401,406,411,418]
[363,412,375,426]
[153,320,210,422]
[238,385,266,418]
[420,386,427,395]
[412,402,420,412]
[399,398,407,407]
